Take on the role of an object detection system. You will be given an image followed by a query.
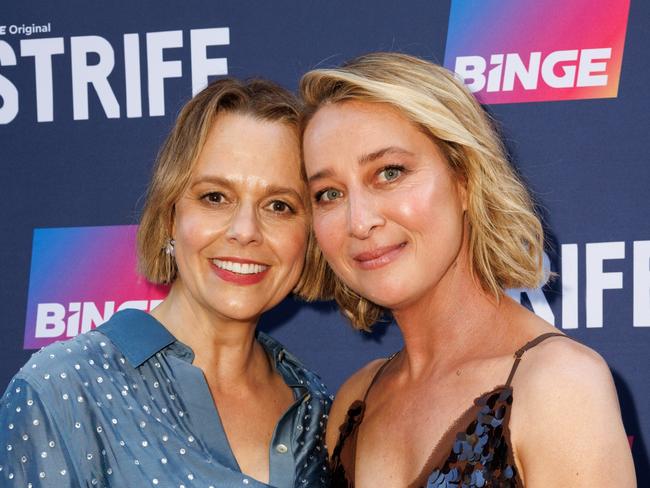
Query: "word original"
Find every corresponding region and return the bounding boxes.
[0,23,52,36]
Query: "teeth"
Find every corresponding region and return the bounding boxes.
[212,259,268,275]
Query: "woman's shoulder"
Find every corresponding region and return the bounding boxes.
[5,328,125,400]
[512,332,619,440]
[325,356,392,453]
[335,357,391,406]
[11,309,162,391]
[509,331,635,485]
[512,327,611,394]
[506,300,613,407]
[505,300,610,391]
[0,330,121,446]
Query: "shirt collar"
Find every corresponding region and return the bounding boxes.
[98,309,181,367]
[257,331,309,391]
[99,310,310,393]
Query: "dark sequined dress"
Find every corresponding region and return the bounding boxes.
[330,333,566,488]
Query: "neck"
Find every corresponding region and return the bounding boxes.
[392,247,510,379]
[151,281,270,385]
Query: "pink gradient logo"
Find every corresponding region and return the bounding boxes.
[24,225,169,349]
[444,0,630,104]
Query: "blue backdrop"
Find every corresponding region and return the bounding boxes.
[1,0,648,481]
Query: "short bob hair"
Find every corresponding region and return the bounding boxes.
[137,77,316,293]
[299,52,545,330]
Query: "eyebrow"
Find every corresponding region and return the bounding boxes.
[359,146,414,165]
[191,175,305,203]
[265,184,306,204]
[190,175,232,189]
[308,146,414,184]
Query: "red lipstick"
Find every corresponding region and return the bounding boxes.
[211,257,270,286]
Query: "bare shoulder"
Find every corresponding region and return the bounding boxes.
[325,357,389,456]
[506,300,615,401]
[510,336,636,486]
[513,334,613,400]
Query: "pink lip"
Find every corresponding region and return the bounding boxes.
[211,256,270,286]
[352,243,407,270]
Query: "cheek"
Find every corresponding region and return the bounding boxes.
[386,186,437,235]
[312,211,343,260]
[173,208,220,255]
[267,221,309,268]
[396,178,464,229]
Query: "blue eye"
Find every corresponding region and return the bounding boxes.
[379,166,403,182]
[316,189,343,202]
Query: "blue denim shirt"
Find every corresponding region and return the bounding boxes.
[0,309,331,487]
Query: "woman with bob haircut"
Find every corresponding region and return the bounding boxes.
[0,78,330,487]
[300,52,635,487]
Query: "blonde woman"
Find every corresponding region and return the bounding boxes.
[300,53,635,487]
[0,78,330,487]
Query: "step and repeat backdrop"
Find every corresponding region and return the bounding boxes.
[1,0,648,480]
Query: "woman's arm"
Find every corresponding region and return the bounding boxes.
[511,339,636,486]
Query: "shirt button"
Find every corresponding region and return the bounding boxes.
[275,443,288,454]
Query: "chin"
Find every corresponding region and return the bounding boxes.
[223,310,263,323]
[365,274,438,310]
[357,284,409,310]
[207,298,264,323]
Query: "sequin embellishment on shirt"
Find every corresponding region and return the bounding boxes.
[0,309,331,488]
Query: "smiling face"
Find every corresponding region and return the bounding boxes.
[171,111,308,323]
[303,100,468,311]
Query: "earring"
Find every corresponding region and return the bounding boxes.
[164,238,175,256]
[162,238,176,284]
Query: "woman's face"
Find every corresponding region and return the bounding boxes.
[172,112,308,323]
[303,101,467,311]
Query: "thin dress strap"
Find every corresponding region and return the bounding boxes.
[362,351,400,402]
[505,332,567,387]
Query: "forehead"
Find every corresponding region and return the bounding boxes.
[305,100,413,139]
[303,100,438,170]
[192,111,302,186]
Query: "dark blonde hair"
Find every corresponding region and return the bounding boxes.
[299,52,545,330]
[137,78,315,291]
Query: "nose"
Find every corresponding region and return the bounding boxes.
[226,203,263,245]
[347,190,385,239]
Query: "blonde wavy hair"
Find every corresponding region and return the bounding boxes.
[298,52,545,330]
[137,77,318,295]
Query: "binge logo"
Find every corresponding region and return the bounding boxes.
[443,0,630,104]
[24,225,169,349]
